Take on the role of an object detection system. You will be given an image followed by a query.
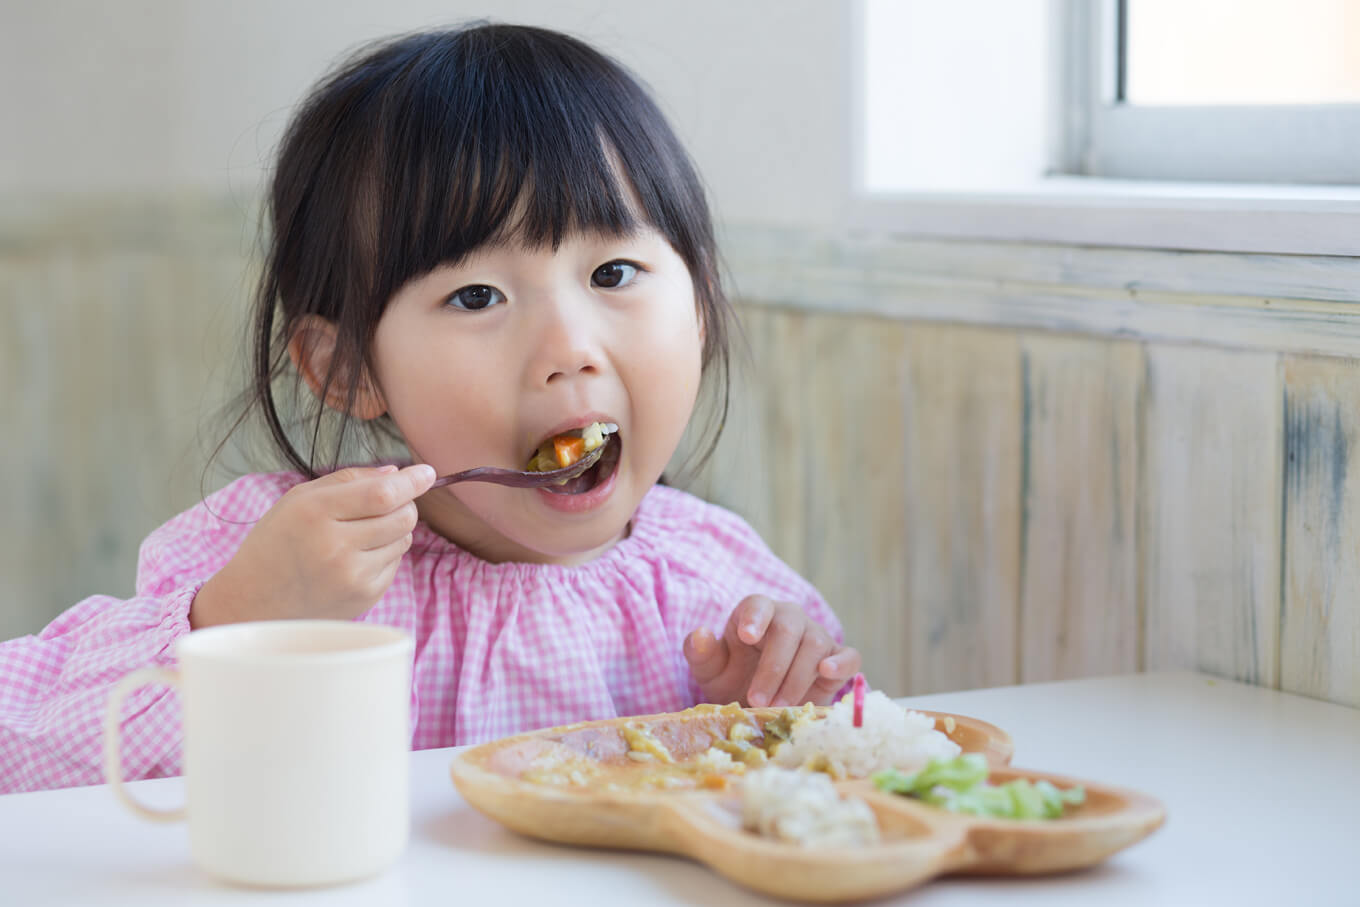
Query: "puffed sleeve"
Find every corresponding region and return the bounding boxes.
[0,472,296,793]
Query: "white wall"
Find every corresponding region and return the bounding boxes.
[862,0,1054,193]
[0,0,851,229]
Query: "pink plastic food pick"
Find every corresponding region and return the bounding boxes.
[852,673,867,728]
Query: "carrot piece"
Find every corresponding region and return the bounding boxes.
[553,435,587,467]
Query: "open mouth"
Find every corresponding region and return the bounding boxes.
[542,435,620,495]
[527,423,622,496]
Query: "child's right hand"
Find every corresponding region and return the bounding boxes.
[190,464,437,628]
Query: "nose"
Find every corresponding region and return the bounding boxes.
[530,292,606,387]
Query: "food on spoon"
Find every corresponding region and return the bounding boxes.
[526,421,616,472]
[873,753,1086,819]
[553,435,586,468]
[740,767,880,847]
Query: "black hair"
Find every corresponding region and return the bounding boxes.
[235,22,733,479]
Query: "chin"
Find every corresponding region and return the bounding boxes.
[515,484,642,563]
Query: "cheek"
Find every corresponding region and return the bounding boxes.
[629,301,704,428]
[372,329,513,462]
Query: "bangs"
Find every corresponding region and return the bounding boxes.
[340,25,705,303]
[403,128,645,265]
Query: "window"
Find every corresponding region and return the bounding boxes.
[1069,0,1360,183]
[853,0,1360,255]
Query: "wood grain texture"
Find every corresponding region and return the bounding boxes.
[724,225,1360,359]
[1019,336,1143,682]
[748,310,809,572]
[723,224,1360,305]
[1281,357,1360,708]
[1143,347,1282,686]
[1,233,250,640]
[796,313,912,696]
[900,325,1023,695]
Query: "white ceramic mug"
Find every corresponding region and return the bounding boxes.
[103,620,414,888]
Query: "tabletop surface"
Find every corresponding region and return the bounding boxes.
[3,671,1357,906]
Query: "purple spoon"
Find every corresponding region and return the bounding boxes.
[430,434,613,489]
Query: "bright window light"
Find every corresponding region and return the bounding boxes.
[1125,0,1360,106]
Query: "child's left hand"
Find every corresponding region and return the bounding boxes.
[683,595,862,708]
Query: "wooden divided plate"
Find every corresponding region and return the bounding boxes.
[449,704,1164,903]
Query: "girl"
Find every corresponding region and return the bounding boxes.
[0,23,859,793]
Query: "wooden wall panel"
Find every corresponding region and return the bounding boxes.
[1281,357,1360,708]
[1019,336,1143,682]
[1,243,249,641]
[796,314,912,695]
[2,251,169,639]
[1143,346,1282,686]
[900,325,1023,695]
[749,310,810,572]
[725,225,1360,359]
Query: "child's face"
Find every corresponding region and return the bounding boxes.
[370,226,704,564]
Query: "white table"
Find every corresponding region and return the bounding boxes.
[3,672,1357,906]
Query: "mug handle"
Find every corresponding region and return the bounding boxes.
[103,667,187,822]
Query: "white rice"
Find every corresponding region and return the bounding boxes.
[771,690,960,778]
[740,767,879,847]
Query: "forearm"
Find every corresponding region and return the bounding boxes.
[0,591,193,792]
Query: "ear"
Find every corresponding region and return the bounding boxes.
[286,314,387,420]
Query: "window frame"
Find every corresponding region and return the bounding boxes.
[1068,0,1360,184]
[848,0,1360,256]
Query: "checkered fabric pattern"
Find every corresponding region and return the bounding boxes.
[0,474,841,793]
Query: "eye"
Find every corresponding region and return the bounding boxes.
[444,284,505,311]
[591,260,639,289]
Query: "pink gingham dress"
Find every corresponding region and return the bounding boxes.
[0,473,840,794]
